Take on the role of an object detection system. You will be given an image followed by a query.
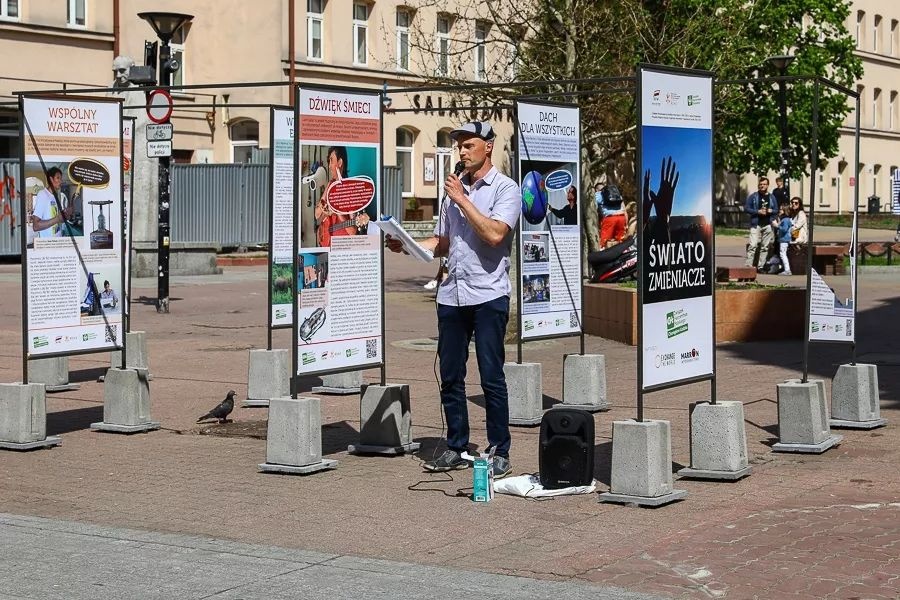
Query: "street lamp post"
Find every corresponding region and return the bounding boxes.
[139,12,193,314]
[768,54,795,199]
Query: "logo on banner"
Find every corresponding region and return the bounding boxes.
[666,309,689,338]
[687,95,702,106]
[652,90,661,105]
[655,353,677,368]
[680,348,700,363]
[524,320,534,332]
[302,351,317,365]
[666,92,681,105]
[33,336,48,348]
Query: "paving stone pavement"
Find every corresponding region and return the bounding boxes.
[0,237,898,600]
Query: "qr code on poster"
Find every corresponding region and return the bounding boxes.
[105,325,117,344]
[366,338,378,359]
[846,319,853,338]
[570,312,579,329]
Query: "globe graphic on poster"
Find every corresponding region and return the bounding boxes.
[521,171,548,225]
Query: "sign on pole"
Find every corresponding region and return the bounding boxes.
[293,86,382,377]
[638,66,715,392]
[515,100,582,340]
[146,140,172,158]
[21,95,126,357]
[146,123,173,141]
[146,89,173,124]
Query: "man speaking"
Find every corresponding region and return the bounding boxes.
[386,121,520,478]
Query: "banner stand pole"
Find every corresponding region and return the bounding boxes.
[801,80,820,384]
[18,96,27,385]
[850,92,861,367]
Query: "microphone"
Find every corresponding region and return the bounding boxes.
[453,160,465,176]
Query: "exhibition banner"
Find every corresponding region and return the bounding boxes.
[22,95,125,357]
[515,101,582,340]
[639,67,714,389]
[808,269,855,342]
[294,87,382,375]
[270,107,295,328]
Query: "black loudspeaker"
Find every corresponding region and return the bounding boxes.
[539,408,595,489]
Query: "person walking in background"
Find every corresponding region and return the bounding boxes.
[597,183,626,247]
[744,176,778,272]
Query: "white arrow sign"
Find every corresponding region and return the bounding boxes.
[147,140,172,158]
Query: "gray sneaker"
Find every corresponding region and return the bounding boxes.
[424,449,469,472]
[492,456,512,479]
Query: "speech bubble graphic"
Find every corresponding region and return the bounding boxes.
[325,176,375,215]
[68,158,110,188]
[544,169,573,190]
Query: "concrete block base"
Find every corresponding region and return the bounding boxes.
[682,401,750,481]
[0,382,50,447]
[110,331,151,372]
[246,349,290,405]
[776,381,832,447]
[831,364,882,426]
[598,489,687,507]
[350,384,416,454]
[312,371,363,395]
[348,442,421,456]
[678,466,752,481]
[607,419,685,504]
[28,357,79,392]
[785,378,828,419]
[0,436,61,451]
[562,354,609,411]
[258,459,338,475]
[773,435,843,454]
[242,398,270,408]
[94,368,155,433]
[265,397,327,468]
[829,418,887,430]
[90,422,160,434]
[505,362,543,426]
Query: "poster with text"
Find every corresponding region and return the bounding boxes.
[639,67,714,389]
[22,95,124,357]
[809,270,855,342]
[516,101,582,340]
[271,108,295,328]
[294,87,382,375]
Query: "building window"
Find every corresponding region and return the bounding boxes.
[890,91,897,131]
[396,128,415,196]
[170,27,187,87]
[436,15,451,76]
[230,119,259,164]
[353,3,368,66]
[396,9,410,71]
[474,21,488,81]
[308,0,324,61]
[856,11,865,49]
[856,84,865,126]
[873,88,881,129]
[817,172,826,206]
[67,0,86,27]
[872,165,881,201]
[0,0,19,20]
[873,15,881,53]
[892,20,899,57]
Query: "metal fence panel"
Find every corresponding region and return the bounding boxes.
[171,163,269,248]
[382,165,402,220]
[0,160,22,256]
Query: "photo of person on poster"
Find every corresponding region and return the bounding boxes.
[313,146,372,247]
[641,127,713,305]
[31,167,74,239]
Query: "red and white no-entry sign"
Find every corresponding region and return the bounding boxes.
[146,89,174,124]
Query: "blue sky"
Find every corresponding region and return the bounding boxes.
[641,126,712,219]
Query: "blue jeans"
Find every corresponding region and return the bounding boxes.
[436,296,511,458]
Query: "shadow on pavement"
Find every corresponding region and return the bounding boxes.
[70,366,108,383]
[47,405,102,436]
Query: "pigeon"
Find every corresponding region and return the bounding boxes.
[197,390,235,424]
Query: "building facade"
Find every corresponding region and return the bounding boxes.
[1,0,516,215]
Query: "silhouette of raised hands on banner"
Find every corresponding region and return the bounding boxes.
[643,156,679,244]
